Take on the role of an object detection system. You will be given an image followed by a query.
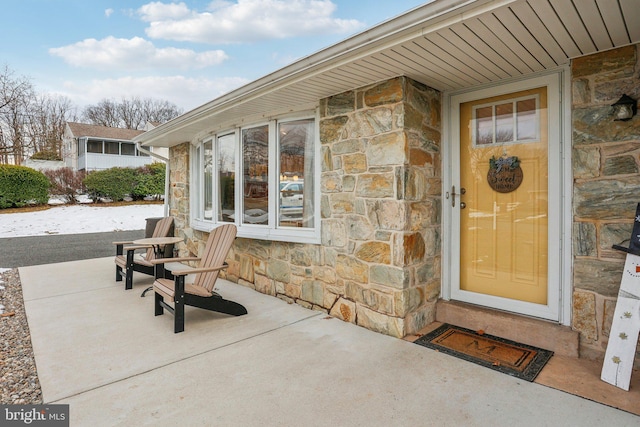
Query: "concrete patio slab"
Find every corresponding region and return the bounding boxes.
[20,258,640,426]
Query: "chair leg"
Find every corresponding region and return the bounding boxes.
[154,291,164,316]
[174,276,185,333]
[116,244,124,282]
[125,250,135,290]
[125,268,133,290]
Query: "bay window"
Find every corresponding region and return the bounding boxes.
[191,113,319,243]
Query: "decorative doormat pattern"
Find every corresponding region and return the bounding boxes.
[414,324,553,382]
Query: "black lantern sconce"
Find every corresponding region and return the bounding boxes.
[611,94,637,121]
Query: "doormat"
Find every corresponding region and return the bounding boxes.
[414,324,553,382]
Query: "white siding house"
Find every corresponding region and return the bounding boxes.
[63,122,165,171]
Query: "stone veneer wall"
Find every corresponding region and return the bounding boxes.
[169,76,442,338]
[572,44,640,363]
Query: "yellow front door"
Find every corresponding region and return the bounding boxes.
[459,87,548,305]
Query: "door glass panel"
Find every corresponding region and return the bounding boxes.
[475,106,493,145]
[517,99,537,140]
[495,103,514,143]
[460,87,548,305]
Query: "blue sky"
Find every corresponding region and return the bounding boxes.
[1,0,428,112]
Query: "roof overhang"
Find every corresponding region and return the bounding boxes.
[136,0,640,148]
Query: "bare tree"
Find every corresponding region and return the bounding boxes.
[82,96,182,130]
[27,94,77,159]
[82,99,120,128]
[0,65,34,164]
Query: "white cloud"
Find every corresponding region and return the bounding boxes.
[138,0,365,44]
[49,37,228,70]
[105,8,114,18]
[59,75,250,111]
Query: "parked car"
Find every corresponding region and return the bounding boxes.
[279,180,303,217]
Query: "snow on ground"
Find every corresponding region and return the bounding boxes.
[0,204,165,238]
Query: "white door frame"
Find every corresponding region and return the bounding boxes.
[441,69,572,325]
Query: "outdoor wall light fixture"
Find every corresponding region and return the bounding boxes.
[611,94,637,121]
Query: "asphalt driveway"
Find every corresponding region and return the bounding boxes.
[0,230,144,268]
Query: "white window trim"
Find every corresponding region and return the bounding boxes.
[190,110,321,245]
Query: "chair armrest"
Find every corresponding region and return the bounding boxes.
[123,244,153,251]
[172,265,227,276]
[150,257,201,265]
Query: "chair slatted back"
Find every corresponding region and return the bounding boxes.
[144,217,174,261]
[193,224,237,292]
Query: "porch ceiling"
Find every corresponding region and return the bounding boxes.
[137,0,640,148]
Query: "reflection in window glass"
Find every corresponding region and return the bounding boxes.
[121,143,135,156]
[475,106,493,145]
[204,140,213,220]
[495,103,514,143]
[87,140,103,153]
[517,99,537,140]
[217,134,235,223]
[278,119,315,228]
[473,96,538,146]
[242,125,269,225]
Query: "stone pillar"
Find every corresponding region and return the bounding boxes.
[572,44,640,364]
[320,77,441,336]
[168,143,191,257]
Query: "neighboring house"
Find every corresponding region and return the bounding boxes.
[136,0,640,369]
[63,122,167,171]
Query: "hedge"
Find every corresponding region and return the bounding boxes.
[0,165,50,209]
[83,163,166,201]
[132,163,165,200]
[31,150,63,161]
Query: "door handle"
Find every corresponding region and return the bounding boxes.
[446,186,466,207]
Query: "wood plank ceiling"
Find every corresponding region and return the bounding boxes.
[139,0,640,147]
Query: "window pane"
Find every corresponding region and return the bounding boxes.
[105,141,120,154]
[517,98,537,141]
[242,125,269,225]
[278,119,314,228]
[204,140,213,221]
[217,134,235,223]
[87,140,103,153]
[475,106,493,145]
[121,143,135,156]
[495,103,514,143]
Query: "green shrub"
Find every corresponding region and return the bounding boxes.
[132,163,165,200]
[84,167,138,201]
[83,164,166,201]
[0,165,50,209]
[31,150,63,161]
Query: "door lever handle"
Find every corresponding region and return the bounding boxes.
[446,186,466,207]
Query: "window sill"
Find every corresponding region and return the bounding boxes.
[191,219,321,245]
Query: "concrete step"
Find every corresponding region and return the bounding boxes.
[435,300,579,358]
